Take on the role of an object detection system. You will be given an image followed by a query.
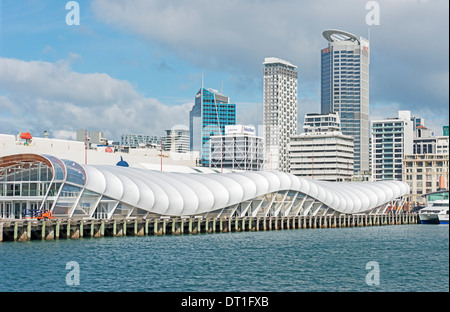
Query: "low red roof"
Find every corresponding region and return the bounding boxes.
[20,132,32,140]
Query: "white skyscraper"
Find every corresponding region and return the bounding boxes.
[263,57,298,172]
[289,113,354,182]
[371,110,414,181]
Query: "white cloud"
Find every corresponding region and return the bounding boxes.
[52,130,77,141]
[0,57,192,140]
[91,0,448,131]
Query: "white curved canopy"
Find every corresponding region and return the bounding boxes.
[82,164,409,216]
[0,153,410,217]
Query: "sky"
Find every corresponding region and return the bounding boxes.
[0,0,448,142]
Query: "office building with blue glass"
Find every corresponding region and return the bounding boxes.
[321,29,370,175]
[189,88,236,166]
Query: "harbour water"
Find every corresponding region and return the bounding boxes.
[0,224,448,292]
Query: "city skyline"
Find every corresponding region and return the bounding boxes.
[0,0,448,142]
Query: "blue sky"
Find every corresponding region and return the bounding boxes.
[0,0,448,141]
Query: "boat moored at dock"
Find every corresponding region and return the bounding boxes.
[419,199,449,224]
[419,190,449,225]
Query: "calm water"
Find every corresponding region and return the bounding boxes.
[0,224,448,292]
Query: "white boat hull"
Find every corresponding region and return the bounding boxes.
[419,213,439,224]
[419,199,449,224]
[438,214,449,224]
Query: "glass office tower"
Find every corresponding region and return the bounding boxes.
[321,29,370,174]
[189,87,236,166]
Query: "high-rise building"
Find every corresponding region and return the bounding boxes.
[163,128,190,154]
[263,57,298,172]
[303,112,341,133]
[120,134,160,148]
[409,119,448,155]
[371,110,414,181]
[321,29,370,174]
[289,113,354,182]
[413,125,436,155]
[77,130,108,146]
[189,87,236,166]
[209,125,264,171]
[403,154,449,206]
[404,124,449,206]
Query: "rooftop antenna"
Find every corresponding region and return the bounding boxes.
[201,73,204,89]
[221,80,223,94]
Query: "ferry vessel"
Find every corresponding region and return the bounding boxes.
[419,199,449,224]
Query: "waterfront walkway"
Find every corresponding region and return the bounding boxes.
[0,213,419,242]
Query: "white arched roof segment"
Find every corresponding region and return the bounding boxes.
[297,177,311,196]
[112,167,155,211]
[335,183,356,213]
[328,183,369,213]
[305,179,319,199]
[204,174,245,207]
[314,181,340,210]
[82,165,107,195]
[332,183,362,213]
[138,171,187,216]
[148,171,201,216]
[351,183,379,209]
[334,190,349,213]
[92,166,124,201]
[364,182,387,207]
[314,182,332,206]
[187,174,231,213]
[347,185,370,212]
[370,182,394,204]
[221,173,258,202]
[99,166,169,215]
[75,160,411,216]
[268,171,293,191]
[328,183,354,214]
[394,181,409,195]
[102,166,141,208]
[129,171,170,215]
[254,171,282,193]
[238,172,270,197]
[327,189,341,211]
[169,173,214,215]
[385,181,403,200]
[286,173,301,190]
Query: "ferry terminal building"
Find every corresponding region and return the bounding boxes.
[0,154,410,221]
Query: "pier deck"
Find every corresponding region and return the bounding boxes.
[0,213,420,242]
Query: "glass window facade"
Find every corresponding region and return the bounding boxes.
[190,88,236,167]
[321,35,369,174]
